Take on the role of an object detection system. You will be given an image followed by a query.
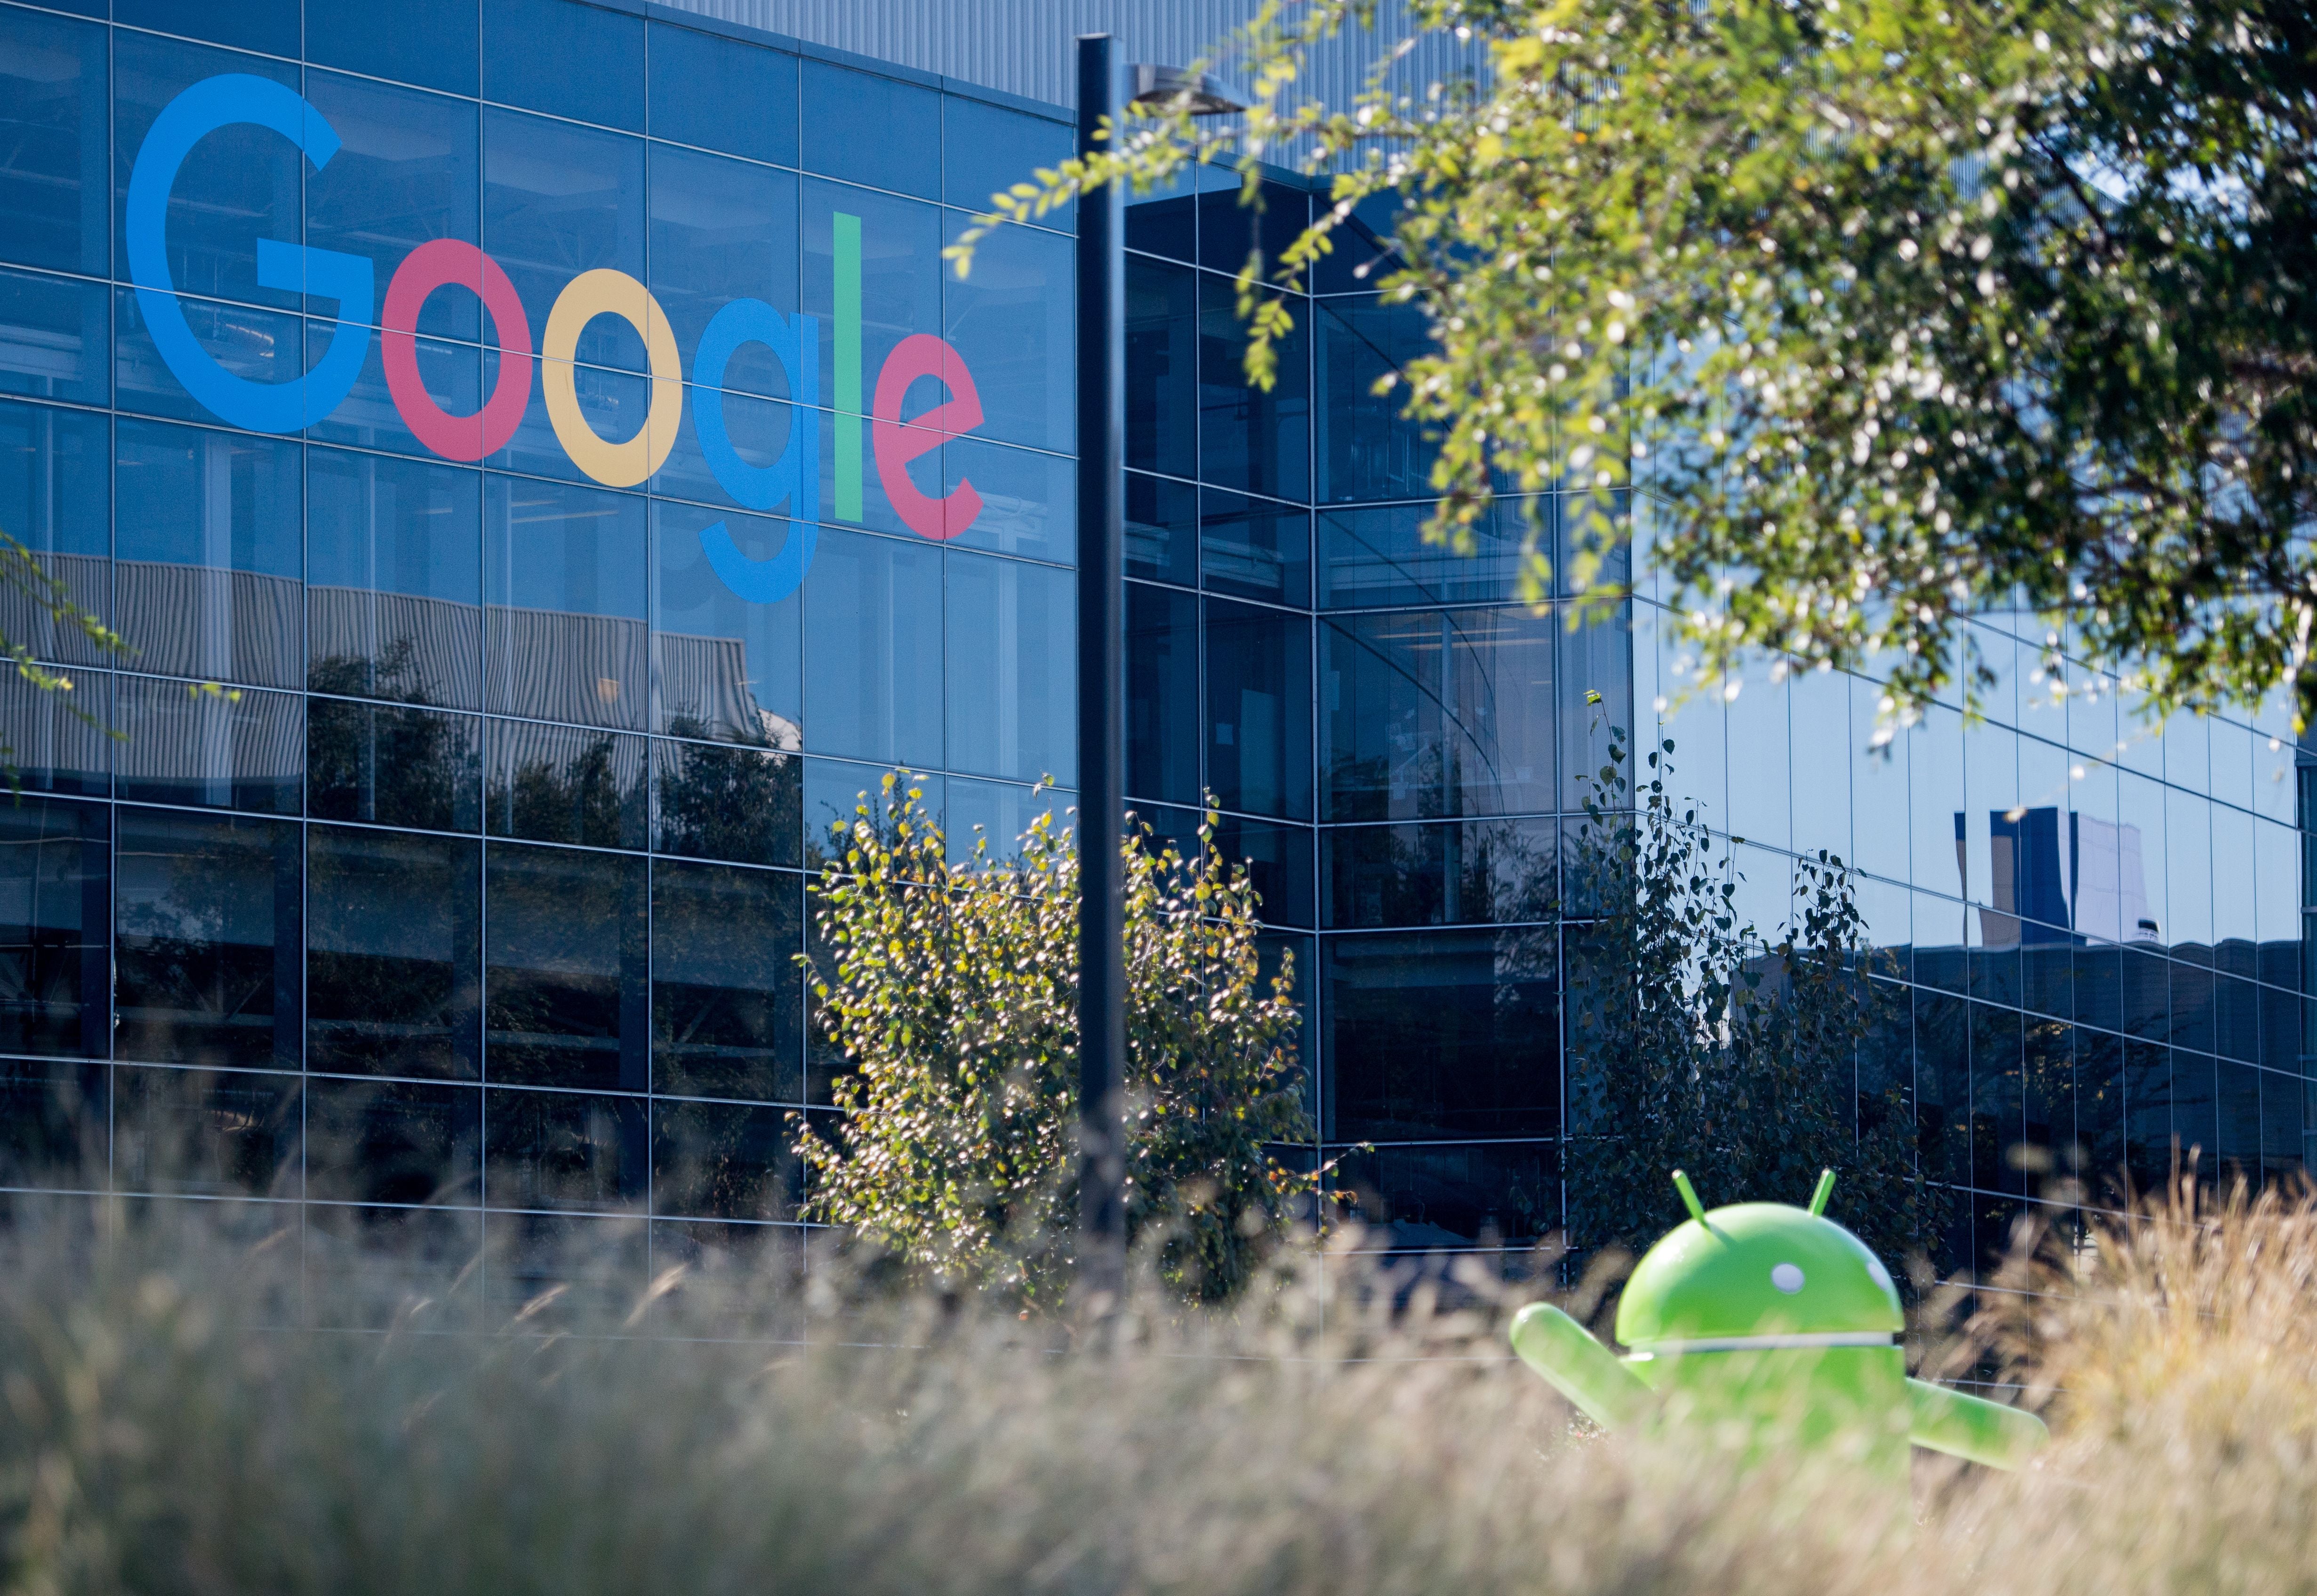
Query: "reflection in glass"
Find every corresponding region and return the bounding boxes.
[0,668,109,797]
[305,1076,480,1205]
[1201,489,1310,606]
[115,676,301,815]
[114,808,299,1070]
[112,1065,299,1197]
[485,719,647,851]
[485,1087,646,1210]
[651,860,801,1101]
[1125,257,1196,479]
[942,222,1074,454]
[945,777,1070,866]
[1323,817,1558,929]
[0,795,107,1058]
[1200,276,1311,503]
[113,417,303,689]
[307,0,477,97]
[946,551,1074,784]
[802,528,941,767]
[655,739,800,869]
[483,0,646,130]
[1125,471,1196,586]
[306,825,481,1080]
[1327,1140,1557,1247]
[1323,607,1555,822]
[0,1059,106,1185]
[484,475,648,730]
[652,1099,791,1220]
[802,759,941,868]
[308,447,483,709]
[303,71,480,340]
[484,843,646,1090]
[308,699,482,832]
[653,500,802,746]
[799,61,938,199]
[1208,598,1312,821]
[945,96,1072,221]
[1198,180,1309,280]
[1126,582,1199,807]
[649,22,798,168]
[0,400,109,666]
[0,266,108,406]
[1316,295,1438,503]
[1210,812,1314,930]
[482,108,646,369]
[938,436,1075,564]
[1323,928,1558,1141]
[648,144,799,398]
[0,8,108,278]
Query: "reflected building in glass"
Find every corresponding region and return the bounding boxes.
[0,0,2300,1306]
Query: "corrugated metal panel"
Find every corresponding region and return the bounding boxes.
[658,0,1477,135]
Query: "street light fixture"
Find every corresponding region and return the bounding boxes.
[1074,37,1242,1317]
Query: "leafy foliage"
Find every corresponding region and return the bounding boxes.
[0,530,127,777]
[795,775,1317,1309]
[958,0,2317,727]
[1565,726,1934,1268]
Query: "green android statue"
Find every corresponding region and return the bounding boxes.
[1511,1169,2046,1474]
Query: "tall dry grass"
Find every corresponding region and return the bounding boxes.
[3,1181,2316,1596]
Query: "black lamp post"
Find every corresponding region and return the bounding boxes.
[1074,37,1245,1313]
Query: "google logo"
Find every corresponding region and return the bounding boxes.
[126,73,992,605]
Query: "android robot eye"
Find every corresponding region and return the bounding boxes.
[1770,1262,1805,1294]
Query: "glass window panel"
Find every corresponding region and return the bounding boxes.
[2255,816,2299,951]
[484,719,647,850]
[1969,1000,2025,1195]
[944,96,1071,223]
[1209,813,1315,930]
[1907,703,1964,902]
[483,356,654,486]
[654,738,802,870]
[1853,874,1910,982]
[482,109,647,371]
[2166,785,2213,958]
[1914,883,1970,993]
[1325,1140,1558,1248]
[308,0,479,97]
[1197,179,1309,283]
[937,435,1073,564]
[1790,666,1852,864]
[117,0,295,54]
[114,807,300,1069]
[481,1209,648,1325]
[1210,597,1313,822]
[1315,499,1534,610]
[1199,275,1310,503]
[2123,941,2169,1040]
[802,179,941,445]
[1960,718,2019,909]
[483,0,645,132]
[2216,972,2259,1063]
[2213,799,2256,974]
[114,287,303,426]
[0,267,107,405]
[2073,1027,2125,1204]
[1316,293,1438,504]
[308,447,483,709]
[1201,489,1309,607]
[798,62,938,198]
[941,219,1072,453]
[2216,1058,2262,1181]
[653,499,802,745]
[1125,580,1199,808]
[2171,1049,2218,1169]
[2211,716,2254,812]
[1322,817,1557,930]
[2164,705,2210,794]
[800,527,942,767]
[2073,934,2122,1035]
[113,416,303,688]
[801,758,940,870]
[1323,928,1558,1141]
[0,1059,105,1187]
[1123,169,1197,263]
[1125,256,1197,479]
[0,669,109,798]
[307,699,482,832]
[484,842,646,1090]
[113,1064,300,1197]
[485,1087,647,1210]
[653,384,794,508]
[647,144,798,400]
[304,73,480,341]
[305,324,482,460]
[652,1099,793,1221]
[1725,667,1791,853]
[306,825,482,1081]
[945,776,1068,866]
[2171,960,2216,1054]
[115,676,301,814]
[1322,606,1553,823]
[0,9,106,276]
[0,795,107,1059]
[0,399,110,665]
[112,34,302,311]
[1125,470,1196,587]
[651,859,801,1101]
[2123,1037,2172,1189]
[649,23,798,168]
[945,551,1074,785]
[483,474,648,728]
[1910,990,1966,1183]
[305,1077,482,1207]
[1311,191,1405,295]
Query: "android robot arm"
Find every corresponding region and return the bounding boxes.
[1508,1303,1653,1429]
[1904,1377,2048,1469]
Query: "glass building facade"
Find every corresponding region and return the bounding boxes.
[0,0,2302,1306]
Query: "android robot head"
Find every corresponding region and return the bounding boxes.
[1508,1169,2046,1474]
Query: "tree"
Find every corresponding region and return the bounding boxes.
[961,0,2317,727]
[794,775,1316,1309]
[1564,725,1935,1268]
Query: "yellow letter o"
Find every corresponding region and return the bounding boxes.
[542,269,683,487]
